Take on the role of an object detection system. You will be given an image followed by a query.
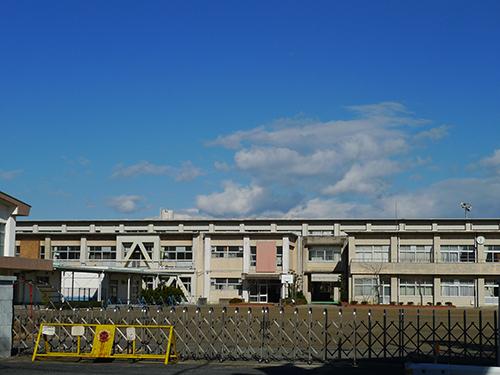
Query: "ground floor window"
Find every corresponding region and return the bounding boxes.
[441,279,475,297]
[354,278,378,297]
[210,278,241,291]
[485,282,499,304]
[399,278,433,296]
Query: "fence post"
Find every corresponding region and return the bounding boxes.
[432,309,437,363]
[247,308,253,360]
[398,309,403,360]
[323,308,328,362]
[416,309,420,356]
[279,307,285,360]
[368,309,372,359]
[338,308,343,360]
[221,307,226,362]
[209,307,215,359]
[260,307,266,363]
[463,309,467,359]
[383,309,387,359]
[479,310,483,361]
[308,308,313,364]
[495,309,499,366]
[353,309,357,367]
[294,308,299,361]
[447,309,452,361]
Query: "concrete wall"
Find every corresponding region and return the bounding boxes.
[0,276,16,358]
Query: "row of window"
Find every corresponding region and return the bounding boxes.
[210,278,242,291]
[354,278,489,297]
[34,244,500,264]
[353,245,500,263]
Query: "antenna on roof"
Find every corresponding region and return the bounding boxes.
[460,202,472,219]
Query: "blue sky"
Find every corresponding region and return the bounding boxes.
[1,1,499,219]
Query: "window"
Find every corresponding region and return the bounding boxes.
[250,246,256,266]
[211,245,243,258]
[40,245,45,259]
[441,279,475,297]
[354,278,377,297]
[143,243,154,258]
[486,246,500,262]
[210,278,241,291]
[15,245,20,256]
[485,282,499,304]
[309,246,341,262]
[441,245,475,263]
[277,246,283,266]
[162,246,193,260]
[52,246,80,260]
[355,245,389,262]
[88,246,116,260]
[399,278,433,296]
[399,245,432,263]
[180,277,192,293]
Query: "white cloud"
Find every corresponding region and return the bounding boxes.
[323,160,401,195]
[480,149,500,174]
[112,161,172,178]
[0,169,22,180]
[196,182,266,217]
[112,160,203,181]
[214,161,231,171]
[107,195,145,214]
[175,161,204,182]
[414,125,450,142]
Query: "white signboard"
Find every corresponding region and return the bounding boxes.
[42,326,56,336]
[71,326,85,336]
[281,274,294,284]
[311,274,340,282]
[126,327,136,341]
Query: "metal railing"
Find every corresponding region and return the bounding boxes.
[12,306,498,365]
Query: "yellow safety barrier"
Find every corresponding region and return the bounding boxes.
[32,322,178,365]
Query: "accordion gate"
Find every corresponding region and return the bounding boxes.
[13,306,498,365]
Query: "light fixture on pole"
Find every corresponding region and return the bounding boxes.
[460,202,472,219]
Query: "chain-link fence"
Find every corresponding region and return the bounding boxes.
[12,306,498,365]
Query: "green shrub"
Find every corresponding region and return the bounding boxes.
[140,285,184,304]
[229,298,243,304]
[360,301,368,305]
[350,300,358,305]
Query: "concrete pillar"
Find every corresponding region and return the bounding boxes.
[193,234,203,300]
[390,277,398,304]
[433,277,441,305]
[390,236,398,263]
[243,237,250,274]
[477,242,485,263]
[97,273,103,302]
[80,237,87,262]
[0,276,16,358]
[282,236,290,274]
[203,236,211,299]
[44,237,51,260]
[433,236,440,263]
[477,277,485,307]
[152,236,161,268]
[4,217,16,257]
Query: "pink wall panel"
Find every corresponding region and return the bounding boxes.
[256,241,276,273]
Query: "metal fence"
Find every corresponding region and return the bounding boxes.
[12,306,498,365]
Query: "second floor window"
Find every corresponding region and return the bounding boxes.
[355,245,389,262]
[486,246,500,262]
[88,246,116,260]
[162,246,193,260]
[212,246,243,258]
[250,246,256,266]
[441,245,475,263]
[309,246,341,262]
[53,246,80,260]
[399,245,432,263]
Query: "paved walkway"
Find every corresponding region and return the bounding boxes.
[0,358,404,375]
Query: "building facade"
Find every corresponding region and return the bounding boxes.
[14,218,500,307]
